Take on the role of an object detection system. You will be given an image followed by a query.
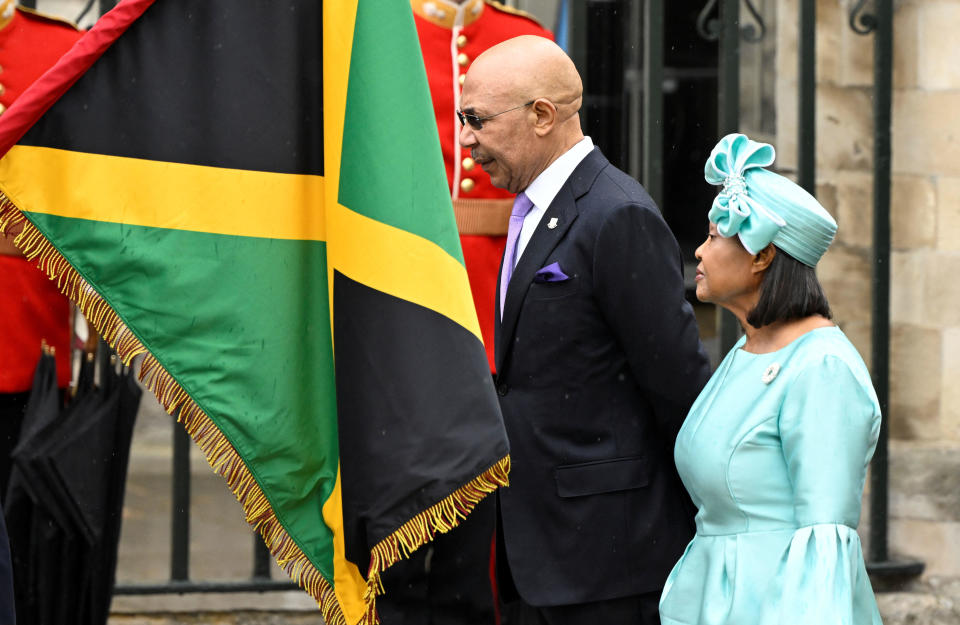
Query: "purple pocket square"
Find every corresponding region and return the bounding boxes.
[534,262,570,283]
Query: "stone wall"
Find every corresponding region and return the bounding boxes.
[775,0,960,582]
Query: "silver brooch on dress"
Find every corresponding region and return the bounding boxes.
[762,363,781,384]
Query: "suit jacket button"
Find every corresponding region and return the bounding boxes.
[497,383,509,397]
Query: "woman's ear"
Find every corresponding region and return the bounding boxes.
[752,244,776,274]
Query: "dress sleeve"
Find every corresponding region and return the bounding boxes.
[760,355,883,624]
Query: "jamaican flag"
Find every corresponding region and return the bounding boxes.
[0,1,508,623]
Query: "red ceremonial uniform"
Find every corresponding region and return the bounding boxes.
[413,0,552,373]
[0,7,83,391]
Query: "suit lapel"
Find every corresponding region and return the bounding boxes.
[496,187,577,368]
[495,148,609,374]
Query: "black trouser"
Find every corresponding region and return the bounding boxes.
[0,392,29,504]
[502,592,662,625]
[377,495,497,625]
[0,498,13,625]
[495,492,661,625]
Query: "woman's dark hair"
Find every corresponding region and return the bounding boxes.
[746,247,832,328]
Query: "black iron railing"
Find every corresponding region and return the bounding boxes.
[113,418,298,596]
[849,0,925,581]
[714,0,742,354]
[798,0,816,194]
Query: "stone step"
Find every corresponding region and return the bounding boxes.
[109,613,323,625]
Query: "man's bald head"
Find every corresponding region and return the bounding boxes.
[458,36,585,193]
[469,35,582,117]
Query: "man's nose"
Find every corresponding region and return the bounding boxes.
[459,123,476,148]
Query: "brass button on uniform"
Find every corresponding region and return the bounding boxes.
[457,53,469,67]
[0,84,6,96]
[456,34,467,48]
[458,74,466,86]
[462,157,475,171]
[0,103,6,116]
[460,178,475,193]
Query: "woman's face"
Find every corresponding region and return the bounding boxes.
[694,222,761,306]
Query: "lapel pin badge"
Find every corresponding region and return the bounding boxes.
[761,362,781,384]
[547,217,558,229]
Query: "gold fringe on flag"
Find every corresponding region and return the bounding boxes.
[0,195,511,625]
[363,455,510,624]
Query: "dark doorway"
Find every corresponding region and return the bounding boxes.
[570,0,719,264]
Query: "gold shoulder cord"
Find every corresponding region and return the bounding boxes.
[484,0,547,28]
[18,6,83,31]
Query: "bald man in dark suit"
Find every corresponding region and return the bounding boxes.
[458,35,711,625]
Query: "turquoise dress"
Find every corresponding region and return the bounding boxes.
[659,327,883,625]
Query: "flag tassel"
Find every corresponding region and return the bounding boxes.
[362,455,511,625]
[0,194,349,625]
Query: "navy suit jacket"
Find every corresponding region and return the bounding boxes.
[494,147,711,606]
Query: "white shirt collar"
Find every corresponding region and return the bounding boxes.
[524,136,594,212]
[511,136,594,270]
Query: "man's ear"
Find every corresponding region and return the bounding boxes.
[532,98,557,136]
[753,244,776,274]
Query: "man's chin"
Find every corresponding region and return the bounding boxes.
[480,162,513,191]
[487,174,509,192]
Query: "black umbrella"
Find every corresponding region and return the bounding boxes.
[33,353,103,625]
[0,495,15,625]
[12,351,94,625]
[6,344,140,625]
[5,349,62,625]
[47,349,140,625]
[94,356,140,625]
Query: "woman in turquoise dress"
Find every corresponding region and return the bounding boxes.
[658,134,883,625]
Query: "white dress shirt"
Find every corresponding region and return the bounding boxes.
[513,136,594,267]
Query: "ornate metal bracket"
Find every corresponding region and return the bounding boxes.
[697,0,767,43]
[850,0,878,35]
[741,0,767,42]
[696,0,720,40]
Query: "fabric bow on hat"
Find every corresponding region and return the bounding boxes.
[703,133,839,266]
[705,133,785,255]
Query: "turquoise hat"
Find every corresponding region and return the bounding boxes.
[705,133,837,267]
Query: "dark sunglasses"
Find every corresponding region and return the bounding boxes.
[457,101,534,131]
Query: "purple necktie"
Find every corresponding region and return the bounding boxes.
[499,192,534,319]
